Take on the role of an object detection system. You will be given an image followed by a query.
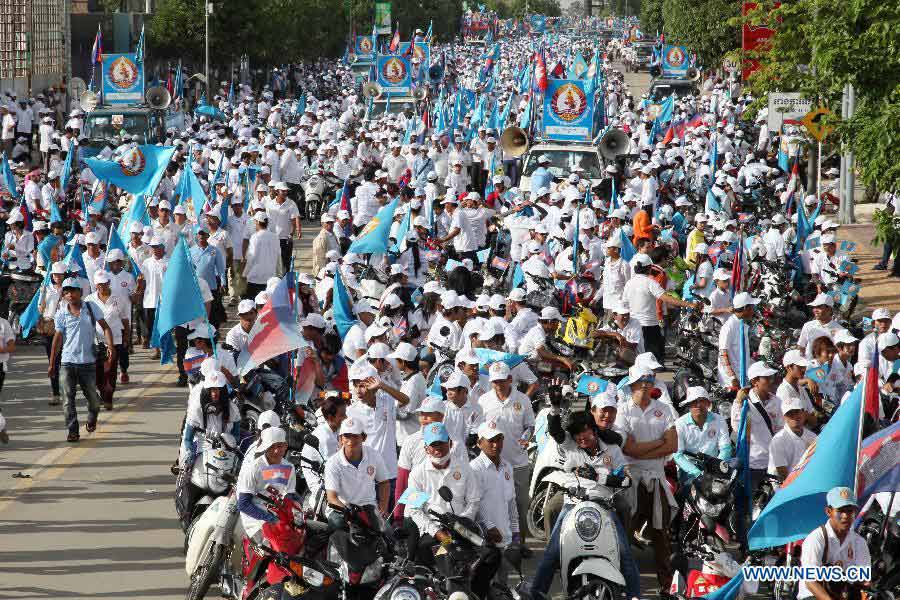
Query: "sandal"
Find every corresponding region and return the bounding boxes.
[86,421,97,433]
[67,432,80,442]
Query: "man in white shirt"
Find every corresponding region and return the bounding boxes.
[266,182,301,272]
[717,292,759,387]
[796,487,871,600]
[139,237,168,359]
[733,361,784,492]
[242,213,281,300]
[797,293,847,359]
[518,306,575,371]
[478,362,535,537]
[470,423,519,549]
[768,395,817,479]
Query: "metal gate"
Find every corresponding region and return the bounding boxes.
[0,0,68,95]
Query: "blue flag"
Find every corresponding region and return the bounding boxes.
[117,194,152,239]
[37,234,59,266]
[174,160,209,223]
[619,229,636,261]
[62,242,88,279]
[85,145,176,197]
[50,197,64,225]
[397,487,430,508]
[654,95,675,124]
[0,153,19,199]
[748,382,864,550]
[473,348,528,375]
[59,145,75,191]
[576,375,609,396]
[512,263,525,288]
[107,224,142,276]
[701,569,746,600]
[734,398,751,545]
[149,236,208,364]
[332,269,357,340]
[19,269,51,338]
[348,198,400,255]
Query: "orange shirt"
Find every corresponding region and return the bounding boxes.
[632,209,654,246]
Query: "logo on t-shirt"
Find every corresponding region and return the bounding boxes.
[513,402,522,412]
[654,409,663,418]
[452,470,461,481]
[366,465,375,477]
[707,429,716,438]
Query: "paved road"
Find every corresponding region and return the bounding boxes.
[0,67,660,600]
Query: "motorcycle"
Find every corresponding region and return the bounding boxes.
[0,268,42,336]
[668,544,758,599]
[538,470,632,600]
[302,167,343,222]
[672,302,722,408]
[671,451,742,555]
[423,486,521,600]
[371,556,438,600]
[185,432,243,534]
[858,500,900,598]
[241,490,338,600]
[326,504,391,598]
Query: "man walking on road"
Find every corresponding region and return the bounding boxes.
[48,278,116,442]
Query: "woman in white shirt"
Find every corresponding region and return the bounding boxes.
[86,270,130,409]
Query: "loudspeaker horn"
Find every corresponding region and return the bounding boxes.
[428,64,444,81]
[686,67,700,81]
[649,64,661,77]
[413,87,429,101]
[80,90,99,113]
[145,86,172,110]
[500,126,529,158]
[362,82,383,99]
[599,128,631,161]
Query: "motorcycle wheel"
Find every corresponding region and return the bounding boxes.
[570,578,622,600]
[306,198,321,222]
[672,368,693,410]
[186,542,223,600]
[241,408,260,438]
[526,486,551,542]
[774,579,798,600]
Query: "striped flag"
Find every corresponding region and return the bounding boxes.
[91,25,103,65]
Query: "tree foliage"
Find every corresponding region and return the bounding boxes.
[639,0,662,36]
[662,0,738,67]
[737,0,900,193]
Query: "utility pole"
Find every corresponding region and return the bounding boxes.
[840,83,856,224]
[205,1,211,98]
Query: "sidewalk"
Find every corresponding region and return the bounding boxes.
[833,203,900,312]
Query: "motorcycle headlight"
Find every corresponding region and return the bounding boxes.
[303,567,326,587]
[390,585,422,600]
[574,507,602,542]
[697,496,725,518]
[361,556,383,583]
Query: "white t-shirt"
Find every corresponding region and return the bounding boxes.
[478,389,535,468]
[243,229,281,284]
[768,425,817,476]
[323,447,388,511]
[0,317,14,367]
[621,274,665,326]
[265,198,300,240]
[396,372,426,443]
[796,522,871,599]
[140,256,169,308]
[348,392,399,478]
[237,455,297,539]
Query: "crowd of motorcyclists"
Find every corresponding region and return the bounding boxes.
[0,13,897,600]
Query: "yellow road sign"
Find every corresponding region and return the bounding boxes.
[801,107,835,141]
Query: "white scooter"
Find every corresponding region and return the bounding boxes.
[184,432,243,600]
[526,407,567,541]
[542,470,632,600]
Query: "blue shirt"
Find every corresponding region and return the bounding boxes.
[54,300,103,365]
[190,243,225,291]
[529,166,552,194]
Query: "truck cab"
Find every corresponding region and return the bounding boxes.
[365,95,416,120]
[519,142,606,193]
[80,106,182,158]
[648,77,698,100]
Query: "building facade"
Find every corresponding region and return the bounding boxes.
[0,0,70,96]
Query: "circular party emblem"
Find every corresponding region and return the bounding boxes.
[586,381,601,394]
[381,57,408,84]
[367,465,375,476]
[118,148,147,177]
[359,38,373,54]
[453,471,461,481]
[665,46,687,68]
[653,409,663,418]
[107,55,140,90]
[550,83,587,122]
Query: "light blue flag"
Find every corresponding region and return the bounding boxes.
[473,348,528,375]
[576,375,609,396]
[37,234,59,265]
[390,207,411,253]
[135,24,145,63]
[710,140,719,179]
[777,149,789,172]
[62,242,88,279]
[734,398,751,545]
[175,161,209,223]
[149,236,208,364]
[117,194,152,239]
[59,145,75,191]
[620,229,636,261]
[86,145,176,197]
[348,198,400,255]
[398,488,430,508]
[332,269,357,340]
[512,263,525,288]
[748,382,864,550]
[19,269,51,338]
[1,153,19,199]
[50,194,64,223]
[655,95,675,124]
[705,188,723,213]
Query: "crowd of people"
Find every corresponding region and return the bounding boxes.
[0,20,896,600]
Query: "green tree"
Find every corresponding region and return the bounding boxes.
[661,0,737,67]
[738,0,900,193]
[639,0,662,37]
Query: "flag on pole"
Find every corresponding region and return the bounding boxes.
[389,26,401,53]
[85,145,176,197]
[237,273,308,375]
[91,24,103,64]
[347,198,400,254]
[332,269,357,340]
[1,153,19,199]
[135,24,145,63]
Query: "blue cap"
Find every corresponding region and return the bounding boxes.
[61,277,81,290]
[423,422,450,446]
[826,486,858,509]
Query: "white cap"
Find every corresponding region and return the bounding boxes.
[693,243,709,255]
[237,299,256,314]
[782,349,809,367]
[92,270,111,285]
[539,306,564,322]
[834,330,858,345]
[488,361,511,381]
[632,253,652,267]
[781,394,807,414]
[388,342,418,362]
[713,268,731,281]
[682,386,710,407]
[747,361,777,380]
[477,421,504,440]
[84,232,100,245]
[353,300,375,315]
[51,261,67,275]
[771,214,786,225]
[878,332,900,348]
[258,410,281,429]
[732,292,760,309]
[258,426,287,451]
[442,371,471,390]
[808,293,834,308]
[300,313,327,329]
[590,390,618,410]
[203,370,228,389]
[416,397,446,414]
[367,342,392,359]
[456,349,481,365]
[339,417,365,435]
[348,361,378,381]
[872,308,893,321]
[507,288,526,302]
[635,352,663,371]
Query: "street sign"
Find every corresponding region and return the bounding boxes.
[767,92,813,132]
[801,107,835,141]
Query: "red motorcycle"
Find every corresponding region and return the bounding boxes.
[240,489,338,600]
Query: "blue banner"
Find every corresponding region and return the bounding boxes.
[661,45,690,78]
[355,36,376,61]
[101,53,144,105]
[398,42,431,67]
[542,79,594,142]
[375,55,412,96]
[530,15,547,32]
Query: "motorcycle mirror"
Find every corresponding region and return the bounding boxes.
[304,433,320,450]
[438,485,453,503]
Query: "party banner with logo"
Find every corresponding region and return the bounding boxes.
[398,42,431,67]
[529,15,547,32]
[661,45,690,78]
[375,2,392,34]
[101,53,144,104]
[542,79,594,142]
[355,36,376,61]
[375,55,412,96]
